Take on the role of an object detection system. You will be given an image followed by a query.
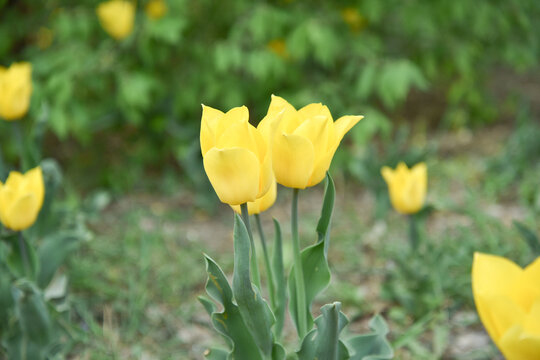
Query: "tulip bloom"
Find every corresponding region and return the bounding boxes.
[0,167,45,231]
[200,105,273,205]
[96,0,135,40]
[145,0,167,19]
[231,177,277,215]
[0,62,33,121]
[259,95,363,189]
[472,252,540,359]
[381,162,427,214]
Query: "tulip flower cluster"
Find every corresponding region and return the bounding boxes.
[199,95,393,359]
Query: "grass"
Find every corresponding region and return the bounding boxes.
[63,123,538,359]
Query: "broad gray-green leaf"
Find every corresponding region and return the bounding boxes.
[37,231,82,288]
[203,255,263,360]
[297,302,349,360]
[203,347,228,360]
[288,240,331,333]
[232,214,276,357]
[347,314,394,360]
[272,218,286,340]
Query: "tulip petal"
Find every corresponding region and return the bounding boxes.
[200,105,224,155]
[231,177,277,215]
[203,148,260,205]
[297,103,332,122]
[24,167,45,210]
[294,115,334,163]
[272,133,314,189]
[217,121,261,158]
[267,95,300,133]
[524,300,540,336]
[381,166,394,184]
[5,171,24,189]
[334,115,363,143]
[499,325,540,360]
[5,193,39,231]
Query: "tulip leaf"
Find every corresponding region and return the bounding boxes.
[203,347,228,360]
[297,302,350,360]
[6,235,38,280]
[288,240,331,334]
[37,231,82,289]
[271,218,286,340]
[232,214,276,357]
[202,254,264,360]
[346,314,394,360]
[316,172,336,253]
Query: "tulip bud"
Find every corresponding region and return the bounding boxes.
[200,105,273,205]
[381,162,427,214]
[259,95,362,189]
[96,0,135,40]
[145,0,167,20]
[0,62,33,121]
[472,252,540,359]
[0,167,45,231]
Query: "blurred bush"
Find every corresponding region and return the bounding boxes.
[0,0,538,187]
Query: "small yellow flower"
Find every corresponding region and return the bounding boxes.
[267,39,288,59]
[381,162,427,215]
[145,0,167,20]
[36,27,54,50]
[96,0,135,40]
[231,177,277,215]
[472,252,540,359]
[341,7,367,32]
[200,105,274,205]
[258,95,362,189]
[0,167,45,231]
[0,62,33,121]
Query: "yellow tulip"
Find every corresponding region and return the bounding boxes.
[259,95,363,189]
[0,167,45,231]
[341,7,367,32]
[200,105,273,205]
[0,62,32,121]
[267,39,289,59]
[96,0,135,40]
[145,0,167,19]
[381,162,427,214]
[231,177,277,215]
[472,252,540,360]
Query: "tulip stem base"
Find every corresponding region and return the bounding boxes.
[241,203,261,290]
[292,188,307,338]
[255,214,276,310]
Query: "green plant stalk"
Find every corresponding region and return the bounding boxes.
[254,214,276,310]
[18,232,31,277]
[241,203,261,290]
[292,188,307,338]
[13,121,29,171]
[408,214,419,251]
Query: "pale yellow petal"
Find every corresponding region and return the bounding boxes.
[272,133,314,189]
[203,148,260,205]
[524,300,540,336]
[297,103,332,123]
[24,167,45,210]
[5,171,24,190]
[96,0,135,40]
[216,121,260,157]
[258,149,273,197]
[200,104,224,155]
[381,166,394,184]
[5,193,39,231]
[334,115,363,143]
[231,177,277,215]
[499,325,540,360]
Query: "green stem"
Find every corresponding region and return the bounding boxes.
[240,203,261,290]
[18,232,31,277]
[12,122,28,171]
[292,188,307,337]
[255,214,276,309]
[408,214,419,251]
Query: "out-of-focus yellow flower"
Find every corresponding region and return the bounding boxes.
[381,162,427,215]
[36,27,54,49]
[200,105,273,205]
[258,95,362,189]
[0,62,33,121]
[0,167,45,231]
[472,252,540,360]
[96,0,135,40]
[267,39,288,59]
[231,177,277,215]
[145,0,167,19]
[341,7,367,32]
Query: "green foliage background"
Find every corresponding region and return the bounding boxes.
[0,0,539,184]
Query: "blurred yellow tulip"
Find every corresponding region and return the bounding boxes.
[341,7,367,32]
[0,62,33,121]
[96,0,135,40]
[200,105,273,205]
[259,95,362,189]
[381,162,427,214]
[231,177,277,215]
[0,167,45,231]
[267,39,289,59]
[145,0,167,19]
[472,252,540,360]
